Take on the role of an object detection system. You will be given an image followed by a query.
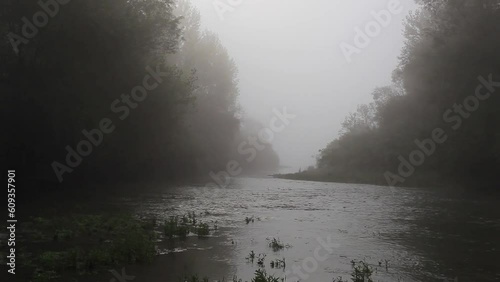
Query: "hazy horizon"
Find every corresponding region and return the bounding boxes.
[189,0,419,172]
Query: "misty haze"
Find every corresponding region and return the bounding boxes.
[1,0,499,281]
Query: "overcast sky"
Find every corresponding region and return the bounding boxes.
[189,0,419,172]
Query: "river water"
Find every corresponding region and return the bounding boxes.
[102,177,499,282]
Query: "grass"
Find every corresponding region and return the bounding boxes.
[180,270,282,282]
[251,269,283,282]
[196,223,210,237]
[164,212,212,239]
[267,238,290,252]
[246,251,256,263]
[269,258,285,269]
[164,216,190,239]
[245,216,255,224]
[350,260,374,282]
[180,274,210,282]
[19,213,157,282]
[257,253,266,268]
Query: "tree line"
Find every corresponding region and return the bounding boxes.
[1,0,279,192]
[297,0,500,190]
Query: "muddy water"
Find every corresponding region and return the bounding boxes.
[105,177,500,282]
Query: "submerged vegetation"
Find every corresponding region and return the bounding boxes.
[350,260,374,282]
[180,258,381,282]
[267,238,291,252]
[245,216,255,224]
[15,210,217,281]
[163,212,213,239]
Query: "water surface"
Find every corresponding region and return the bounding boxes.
[104,177,500,281]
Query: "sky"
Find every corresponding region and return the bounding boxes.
[189,0,419,172]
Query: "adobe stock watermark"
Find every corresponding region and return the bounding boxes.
[51,64,171,182]
[384,74,500,188]
[109,268,135,282]
[7,0,72,55]
[213,0,244,21]
[209,106,296,188]
[339,0,403,63]
[284,235,340,281]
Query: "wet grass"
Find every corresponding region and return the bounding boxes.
[246,250,256,263]
[245,216,255,224]
[179,270,282,282]
[257,253,267,268]
[196,223,210,237]
[350,260,374,282]
[164,216,189,239]
[163,212,212,239]
[17,213,157,281]
[251,269,283,282]
[269,258,285,269]
[267,238,290,252]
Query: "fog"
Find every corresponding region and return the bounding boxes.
[4,1,500,281]
[189,0,418,171]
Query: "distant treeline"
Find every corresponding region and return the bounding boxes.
[1,0,279,190]
[288,0,500,190]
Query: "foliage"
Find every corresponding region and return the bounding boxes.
[350,260,374,282]
[294,0,500,190]
[245,216,255,224]
[251,269,283,282]
[196,223,210,237]
[0,0,279,189]
[23,214,157,281]
[267,238,289,252]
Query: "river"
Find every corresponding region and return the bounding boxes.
[94,177,499,282]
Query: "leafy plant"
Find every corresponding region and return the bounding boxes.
[257,253,266,268]
[267,238,289,252]
[246,250,256,263]
[350,260,373,282]
[270,258,286,269]
[196,223,210,237]
[251,269,283,282]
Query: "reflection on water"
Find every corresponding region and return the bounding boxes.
[109,177,500,282]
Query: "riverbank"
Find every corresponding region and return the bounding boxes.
[272,169,494,193]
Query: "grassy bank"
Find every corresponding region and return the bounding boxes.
[273,168,456,190]
[10,213,157,282]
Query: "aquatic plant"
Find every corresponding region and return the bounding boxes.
[25,214,157,281]
[32,270,60,282]
[164,216,179,239]
[350,260,374,282]
[251,269,283,282]
[270,258,286,269]
[246,250,256,263]
[257,253,267,268]
[180,274,209,282]
[232,276,243,282]
[267,238,288,252]
[182,214,189,225]
[164,216,190,239]
[188,211,197,225]
[196,223,210,237]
